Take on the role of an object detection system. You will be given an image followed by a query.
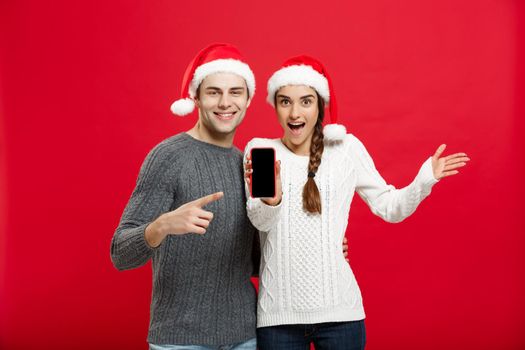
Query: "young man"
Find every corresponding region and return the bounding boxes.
[111,43,259,349]
[111,43,349,350]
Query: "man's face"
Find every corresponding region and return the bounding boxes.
[195,72,251,136]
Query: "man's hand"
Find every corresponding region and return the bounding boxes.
[145,192,224,248]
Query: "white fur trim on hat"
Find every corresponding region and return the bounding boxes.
[323,123,347,141]
[170,98,195,116]
[189,59,256,98]
[266,65,330,106]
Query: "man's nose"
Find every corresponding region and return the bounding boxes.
[218,93,232,108]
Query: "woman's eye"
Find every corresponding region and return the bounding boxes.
[302,99,312,106]
[280,100,290,106]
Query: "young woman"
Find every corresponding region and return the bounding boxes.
[243,55,469,350]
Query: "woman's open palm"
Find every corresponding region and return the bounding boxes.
[431,144,470,180]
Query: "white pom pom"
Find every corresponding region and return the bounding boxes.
[170,98,195,116]
[323,124,347,141]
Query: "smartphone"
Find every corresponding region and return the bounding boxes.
[250,147,276,198]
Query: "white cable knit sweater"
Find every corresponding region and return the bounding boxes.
[244,134,439,328]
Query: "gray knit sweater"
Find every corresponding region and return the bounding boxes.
[110,133,258,346]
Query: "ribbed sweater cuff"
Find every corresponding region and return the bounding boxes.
[257,198,282,216]
[138,223,158,251]
[247,198,282,231]
[112,223,156,270]
[415,157,439,190]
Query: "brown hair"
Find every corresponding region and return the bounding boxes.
[302,94,325,214]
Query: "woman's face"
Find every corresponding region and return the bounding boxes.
[275,85,319,155]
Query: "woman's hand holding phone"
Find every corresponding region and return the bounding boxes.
[244,153,282,206]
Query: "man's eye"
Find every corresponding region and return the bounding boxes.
[208,91,218,95]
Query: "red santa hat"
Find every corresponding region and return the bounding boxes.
[266,55,347,141]
[170,43,256,116]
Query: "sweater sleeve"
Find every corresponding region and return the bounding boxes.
[110,144,177,270]
[243,139,282,232]
[350,135,439,223]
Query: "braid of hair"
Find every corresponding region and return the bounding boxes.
[302,95,325,213]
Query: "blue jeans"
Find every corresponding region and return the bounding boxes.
[257,320,366,350]
[149,337,256,350]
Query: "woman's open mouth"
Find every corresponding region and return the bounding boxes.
[288,122,305,135]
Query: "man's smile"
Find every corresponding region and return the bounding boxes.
[214,111,237,120]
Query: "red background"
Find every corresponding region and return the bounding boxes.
[1,1,524,349]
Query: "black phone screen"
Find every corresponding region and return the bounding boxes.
[251,148,276,198]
